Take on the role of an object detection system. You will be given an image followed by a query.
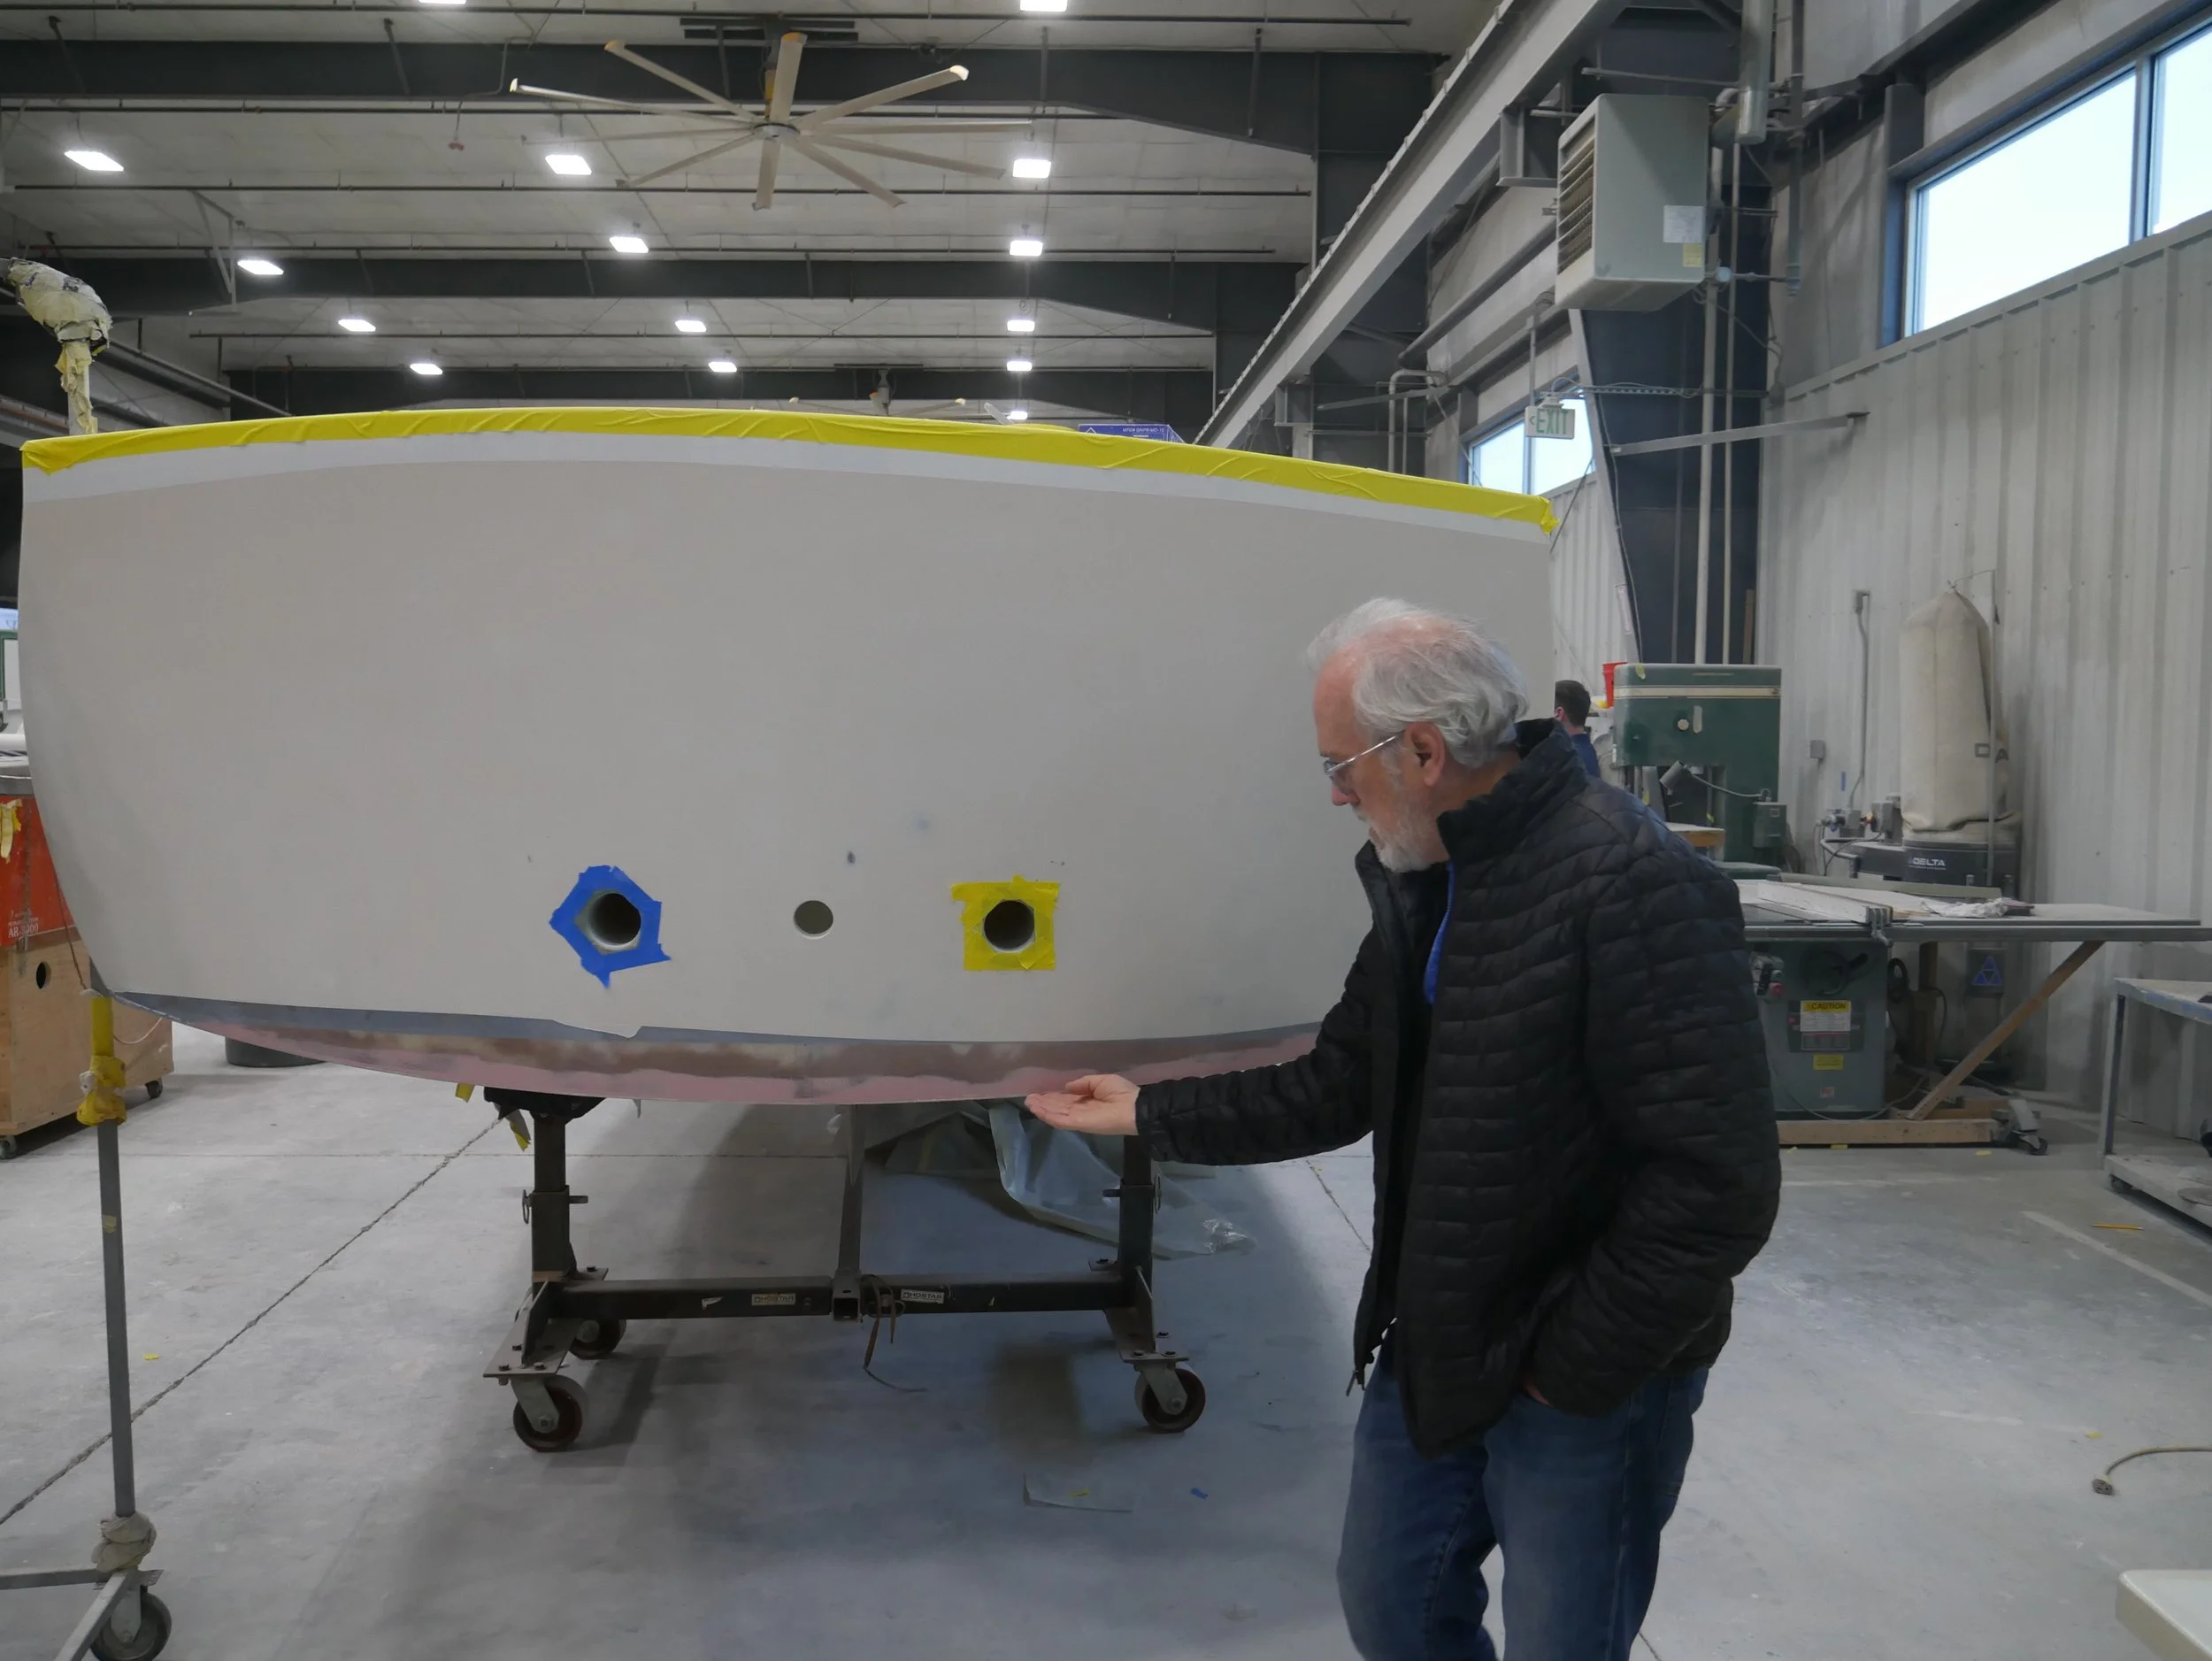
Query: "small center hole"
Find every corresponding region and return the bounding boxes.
[793,900,834,937]
[34,961,48,989]
[580,890,643,952]
[982,899,1034,952]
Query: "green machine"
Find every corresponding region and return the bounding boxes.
[1609,664,1787,863]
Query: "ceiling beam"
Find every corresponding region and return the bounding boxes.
[221,364,1218,434]
[0,42,1440,155]
[1201,0,1632,444]
[47,255,1302,331]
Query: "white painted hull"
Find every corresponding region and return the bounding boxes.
[19,411,1552,1102]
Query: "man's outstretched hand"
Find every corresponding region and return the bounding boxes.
[1024,1073,1141,1137]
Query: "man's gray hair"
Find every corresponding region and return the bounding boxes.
[1307,598,1528,765]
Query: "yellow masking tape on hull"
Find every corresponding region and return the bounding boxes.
[951,874,1061,972]
[19,407,1557,532]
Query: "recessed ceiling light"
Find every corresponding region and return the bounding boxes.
[1006,316,1037,333]
[337,316,376,334]
[1019,0,1067,12]
[1009,236,1044,258]
[410,361,444,377]
[237,257,285,278]
[1010,156,1052,181]
[674,318,707,334]
[544,152,593,177]
[65,150,124,173]
[609,234,649,255]
[1006,357,1033,373]
[707,358,739,374]
[1005,408,1030,421]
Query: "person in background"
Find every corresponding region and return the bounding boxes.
[1026,600,1779,1661]
[1555,678,1601,777]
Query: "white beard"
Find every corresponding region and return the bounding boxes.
[1356,772,1436,873]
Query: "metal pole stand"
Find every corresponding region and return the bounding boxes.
[480,1092,1207,1449]
[0,997,173,1660]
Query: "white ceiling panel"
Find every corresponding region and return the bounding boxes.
[170,293,1208,370]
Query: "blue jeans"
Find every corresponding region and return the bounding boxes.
[1337,1339,1706,1661]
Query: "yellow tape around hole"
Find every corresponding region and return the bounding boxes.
[950,875,1060,972]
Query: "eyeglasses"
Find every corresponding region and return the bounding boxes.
[1322,732,1401,793]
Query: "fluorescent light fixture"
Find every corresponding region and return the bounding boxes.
[410,361,444,377]
[544,152,593,177]
[708,358,739,374]
[1010,156,1052,181]
[1019,0,1067,12]
[1006,316,1037,333]
[419,0,467,7]
[237,257,285,278]
[337,316,376,334]
[1005,408,1030,421]
[65,149,124,173]
[1006,356,1032,373]
[609,234,649,255]
[674,318,707,335]
[1009,236,1044,258]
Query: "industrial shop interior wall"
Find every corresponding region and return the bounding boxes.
[1759,0,2212,1123]
[1400,0,2212,1122]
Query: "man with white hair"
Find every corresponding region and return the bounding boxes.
[1028,598,1778,1661]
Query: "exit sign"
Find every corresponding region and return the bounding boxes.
[1525,401,1578,441]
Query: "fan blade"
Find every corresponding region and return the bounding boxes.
[812,119,1029,135]
[508,79,691,115]
[810,135,1005,179]
[767,31,803,125]
[795,65,969,130]
[788,137,902,206]
[896,397,971,418]
[603,41,760,121]
[754,137,782,211]
[534,126,748,144]
[620,130,761,188]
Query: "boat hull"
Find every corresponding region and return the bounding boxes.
[21,411,1554,1102]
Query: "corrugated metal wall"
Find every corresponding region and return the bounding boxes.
[1763,211,2212,1123]
[1547,471,1634,709]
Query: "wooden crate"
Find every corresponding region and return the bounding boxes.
[0,928,172,1142]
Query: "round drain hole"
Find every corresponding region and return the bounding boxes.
[580,889,643,952]
[794,900,834,937]
[982,899,1035,952]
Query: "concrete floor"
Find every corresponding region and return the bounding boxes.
[4,1028,2212,1659]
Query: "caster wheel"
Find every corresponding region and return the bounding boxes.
[91,1589,172,1661]
[570,1317,625,1361]
[142,1079,165,1101]
[511,1375,587,1452]
[1135,1367,1207,1434]
[0,1135,17,1161]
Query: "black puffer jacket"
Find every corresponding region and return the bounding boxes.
[1137,722,1779,1457]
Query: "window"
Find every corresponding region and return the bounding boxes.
[2152,25,2212,234]
[1909,20,2212,334]
[1910,76,2135,333]
[1463,397,1593,495]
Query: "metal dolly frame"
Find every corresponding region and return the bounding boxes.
[0,1115,173,1661]
[480,1091,1206,1451]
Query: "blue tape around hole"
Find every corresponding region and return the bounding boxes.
[550,865,672,986]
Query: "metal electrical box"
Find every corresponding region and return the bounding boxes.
[1610,664,1783,863]
[1554,96,1710,311]
[1751,940,1888,1121]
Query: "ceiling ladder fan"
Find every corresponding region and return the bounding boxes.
[511,33,1025,208]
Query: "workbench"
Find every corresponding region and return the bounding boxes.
[2100,979,2212,1225]
[1737,881,2212,1147]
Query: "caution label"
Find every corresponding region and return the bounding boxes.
[1813,1054,1847,1072]
[1799,1000,1852,1035]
